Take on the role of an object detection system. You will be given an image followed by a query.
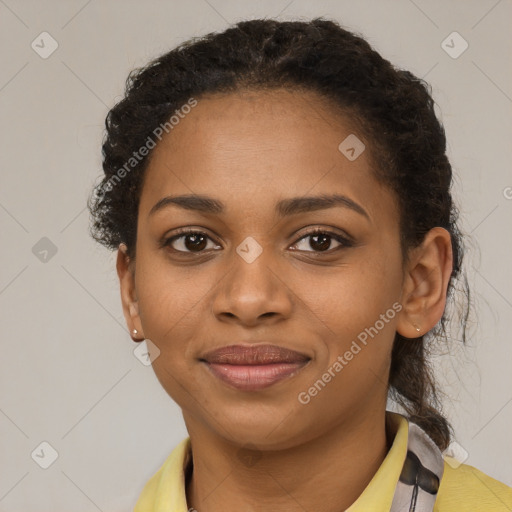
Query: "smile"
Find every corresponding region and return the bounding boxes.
[202,361,310,391]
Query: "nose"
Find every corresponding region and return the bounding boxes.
[211,244,293,327]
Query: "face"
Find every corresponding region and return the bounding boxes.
[122,89,408,450]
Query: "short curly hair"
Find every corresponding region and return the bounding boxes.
[89,17,470,451]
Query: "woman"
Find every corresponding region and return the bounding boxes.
[88,18,512,512]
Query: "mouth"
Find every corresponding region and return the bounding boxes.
[199,344,311,391]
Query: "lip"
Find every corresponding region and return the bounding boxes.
[200,344,311,391]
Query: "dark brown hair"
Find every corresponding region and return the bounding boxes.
[89,17,470,451]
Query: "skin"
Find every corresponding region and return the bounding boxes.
[117,88,453,512]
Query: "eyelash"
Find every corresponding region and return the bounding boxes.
[161,227,354,255]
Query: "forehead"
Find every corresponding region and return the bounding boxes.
[139,89,397,224]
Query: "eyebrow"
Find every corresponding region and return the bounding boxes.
[149,193,370,221]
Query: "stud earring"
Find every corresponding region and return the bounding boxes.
[132,329,138,335]
[413,323,421,333]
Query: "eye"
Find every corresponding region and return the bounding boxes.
[290,229,352,253]
[162,227,353,255]
[163,229,221,253]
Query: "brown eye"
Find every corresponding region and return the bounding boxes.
[291,229,352,253]
[164,230,220,253]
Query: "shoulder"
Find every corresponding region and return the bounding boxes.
[435,459,512,511]
[134,437,191,511]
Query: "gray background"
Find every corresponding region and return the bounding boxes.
[1,0,511,510]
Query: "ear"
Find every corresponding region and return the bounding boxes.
[396,227,453,339]
[116,243,145,342]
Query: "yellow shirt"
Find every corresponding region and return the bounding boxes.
[134,414,512,511]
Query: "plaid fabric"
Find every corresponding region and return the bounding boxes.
[390,421,444,511]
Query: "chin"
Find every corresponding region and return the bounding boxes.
[212,403,311,451]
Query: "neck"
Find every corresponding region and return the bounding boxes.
[184,409,392,512]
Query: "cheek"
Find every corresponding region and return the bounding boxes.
[135,252,210,331]
[293,256,401,381]
[134,258,207,403]
[295,273,400,415]
[134,263,204,374]
[297,259,400,335]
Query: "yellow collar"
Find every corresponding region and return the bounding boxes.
[134,411,409,512]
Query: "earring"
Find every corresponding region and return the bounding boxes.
[132,329,138,335]
[413,323,421,333]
